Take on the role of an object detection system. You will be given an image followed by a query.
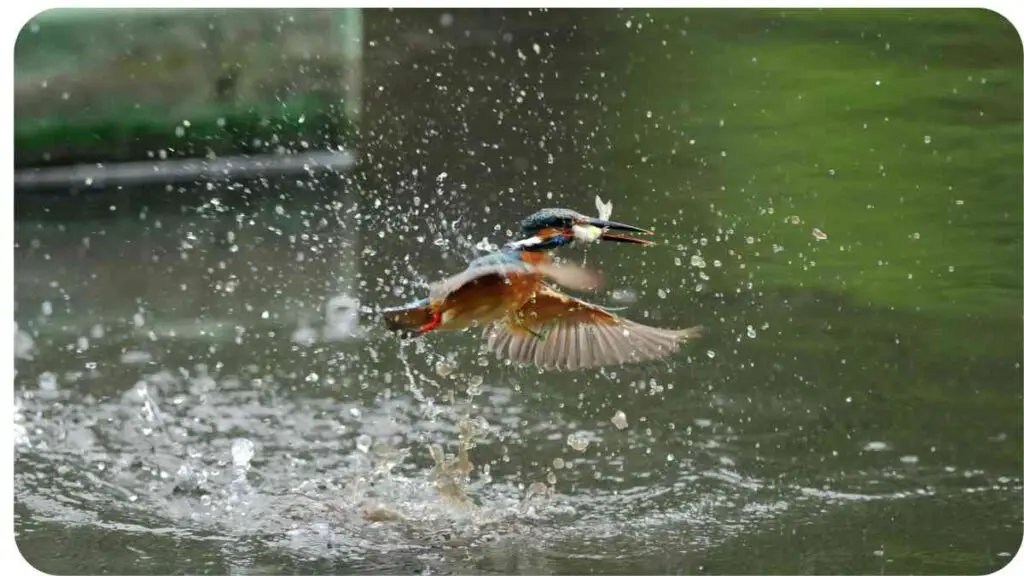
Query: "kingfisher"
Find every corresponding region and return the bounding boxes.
[380,208,703,371]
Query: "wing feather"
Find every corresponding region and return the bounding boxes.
[485,287,703,371]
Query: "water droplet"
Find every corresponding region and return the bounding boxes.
[567,432,590,452]
[610,288,637,304]
[231,438,255,467]
[355,434,373,454]
[38,372,58,391]
[435,360,456,377]
[474,238,498,252]
[611,410,628,430]
[121,350,152,364]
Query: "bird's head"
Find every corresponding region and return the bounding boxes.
[504,208,655,252]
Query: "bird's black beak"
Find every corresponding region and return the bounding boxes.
[580,217,656,246]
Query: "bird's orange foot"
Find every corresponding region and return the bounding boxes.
[417,310,443,335]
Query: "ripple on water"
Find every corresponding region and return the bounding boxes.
[13,356,1021,572]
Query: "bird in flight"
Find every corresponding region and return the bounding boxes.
[380,207,703,371]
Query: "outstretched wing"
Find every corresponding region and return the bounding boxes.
[483,286,703,371]
[427,258,602,302]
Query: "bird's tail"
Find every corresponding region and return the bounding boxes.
[380,298,436,335]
